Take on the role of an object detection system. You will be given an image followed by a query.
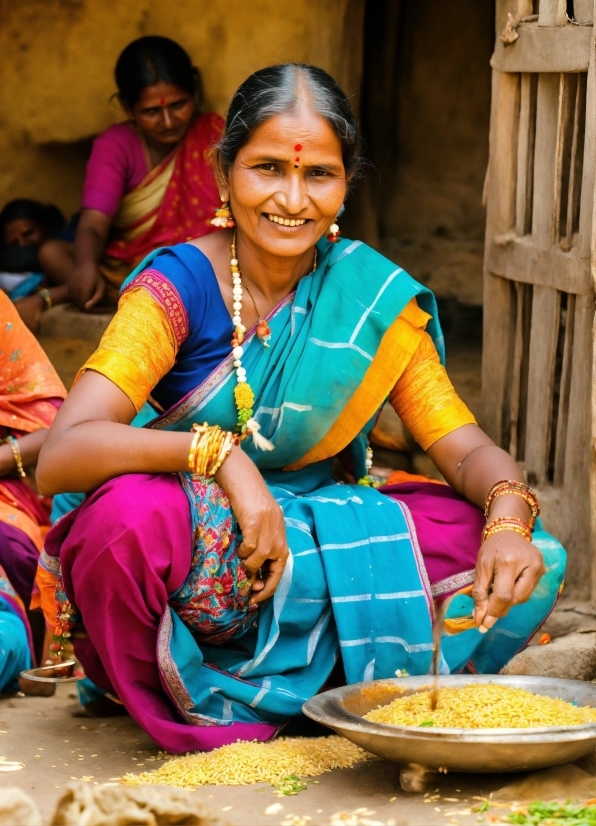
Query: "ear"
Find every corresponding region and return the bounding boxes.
[208,147,230,202]
[118,95,134,120]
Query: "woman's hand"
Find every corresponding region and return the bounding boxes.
[473,531,545,631]
[71,209,112,311]
[69,263,105,311]
[215,446,289,605]
[13,295,44,335]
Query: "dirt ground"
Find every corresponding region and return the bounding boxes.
[1,686,522,826]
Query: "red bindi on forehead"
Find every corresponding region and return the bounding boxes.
[160,98,166,105]
[294,144,302,151]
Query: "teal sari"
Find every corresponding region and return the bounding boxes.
[115,238,565,728]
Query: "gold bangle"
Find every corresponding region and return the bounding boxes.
[484,480,540,526]
[188,424,237,477]
[6,436,26,478]
[188,424,206,473]
[189,424,224,476]
[482,516,532,543]
[210,431,235,476]
[206,429,227,476]
[37,288,53,311]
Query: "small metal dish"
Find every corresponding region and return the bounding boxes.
[303,674,596,774]
[19,660,80,684]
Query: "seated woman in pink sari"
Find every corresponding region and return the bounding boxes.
[69,36,223,310]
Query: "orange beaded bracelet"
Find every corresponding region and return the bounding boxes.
[484,480,540,527]
[482,516,532,544]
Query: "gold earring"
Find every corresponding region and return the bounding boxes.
[211,201,236,228]
[327,217,341,243]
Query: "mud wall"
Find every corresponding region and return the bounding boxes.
[353,0,495,305]
[0,0,364,217]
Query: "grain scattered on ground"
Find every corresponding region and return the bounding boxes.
[122,736,368,790]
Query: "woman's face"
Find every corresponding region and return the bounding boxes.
[223,104,347,259]
[3,219,47,248]
[129,82,195,147]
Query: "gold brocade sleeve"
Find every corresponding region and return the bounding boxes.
[76,287,177,411]
[389,332,476,451]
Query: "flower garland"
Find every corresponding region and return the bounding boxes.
[230,234,274,451]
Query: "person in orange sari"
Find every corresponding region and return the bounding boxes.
[0,292,66,618]
[69,36,223,311]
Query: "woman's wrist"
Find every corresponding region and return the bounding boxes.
[486,493,532,523]
[0,442,16,477]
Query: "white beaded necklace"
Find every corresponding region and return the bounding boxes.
[229,232,317,451]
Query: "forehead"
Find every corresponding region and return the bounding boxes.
[137,82,191,107]
[242,106,343,159]
[4,218,39,231]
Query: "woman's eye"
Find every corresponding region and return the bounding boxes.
[259,163,278,172]
[309,169,329,178]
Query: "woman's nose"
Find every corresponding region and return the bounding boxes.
[162,108,173,129]
[277,175,307,214]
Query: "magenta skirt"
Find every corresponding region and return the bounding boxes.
[44,476,484,753]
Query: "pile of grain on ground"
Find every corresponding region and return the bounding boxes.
[122,736,368,789]
[364,684,596,729]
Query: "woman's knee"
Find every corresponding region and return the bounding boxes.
[38,239,73,283]
[67,474,192,591]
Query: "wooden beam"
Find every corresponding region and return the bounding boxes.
[532,73,561,248]
[491,24,592,73]
[486,71,520,237]
[574,0,594,23]
[516,74,538,236]
[482,70,521,441]
[524,286,561,486]
[579,42,595,257]
[488,236,591,293]
[538,0,567,25]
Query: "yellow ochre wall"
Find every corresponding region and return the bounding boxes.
[0,0,364,217]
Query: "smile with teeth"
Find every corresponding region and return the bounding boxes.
[267,214,308,227]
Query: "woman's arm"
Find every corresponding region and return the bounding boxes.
[427,424,545,631]
[69,209,112,311]
[0,429,49,476]
[37,370,288,604]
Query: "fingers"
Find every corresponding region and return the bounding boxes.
[84,278,105,311]
[251,557,287,605]
[472,558,492,630]
[510,565,538,606]
[473,536,546,633]
[481,565,517,630]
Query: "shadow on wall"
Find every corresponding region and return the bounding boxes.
[344,0,496,308]
[36,138,94,219]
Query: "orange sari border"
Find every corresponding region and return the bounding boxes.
[285,299,429,471]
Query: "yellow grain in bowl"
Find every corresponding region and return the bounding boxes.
[122,736,368,790]
[364,684,596,729]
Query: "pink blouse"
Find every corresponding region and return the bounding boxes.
[81,123,149,219]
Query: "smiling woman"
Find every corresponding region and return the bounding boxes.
[36,63,566,754]
[69,36,223,311]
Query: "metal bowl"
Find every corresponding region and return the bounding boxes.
[302,674,596,773]
[19,660,79,684]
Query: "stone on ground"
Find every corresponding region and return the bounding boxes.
[51,783,221,826]
[0,788,41,826]
[501,631,596,680]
